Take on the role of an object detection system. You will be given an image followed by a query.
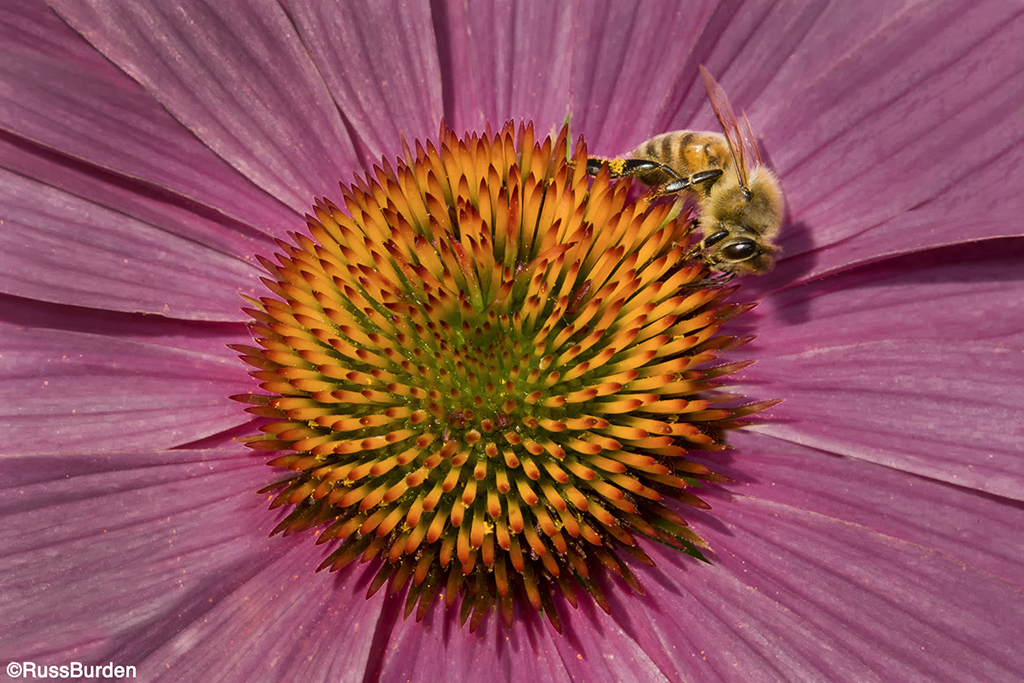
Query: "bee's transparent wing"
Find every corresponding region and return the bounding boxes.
[741,112,764,166]
[699,66,760,189]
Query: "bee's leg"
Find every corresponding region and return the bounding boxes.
[647,168,724,200]
[695,271,736,287]
[681,244,705,264]
[662,169,724,194]
[676,260,736,288]
[586,158,610,176]
[585,157,633,178]
[619,159,673,178]
[588,159,718,203]
[586,157,674,180]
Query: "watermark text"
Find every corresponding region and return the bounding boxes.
[6,661,136,679]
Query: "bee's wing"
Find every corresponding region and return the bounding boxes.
[741,113,764,166]
[699,66,759,189]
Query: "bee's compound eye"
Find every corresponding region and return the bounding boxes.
[721,239,760,262]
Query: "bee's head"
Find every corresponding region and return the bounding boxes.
[702,167,784,274]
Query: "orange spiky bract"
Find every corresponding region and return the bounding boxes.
[232,121,776,635]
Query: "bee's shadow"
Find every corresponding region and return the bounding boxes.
[748,143,820,326]
[764,221,817,325]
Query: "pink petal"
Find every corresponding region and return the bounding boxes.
[142,536,383,682]
[0,2,300,235]
[368,605,577,683]
[547,600,687,683]
[0,448,382,681]
[373,573,688,683]
[737,338,1023,500]
[0,325,250,453]
[672,0,921,129]
[371,491,1024,682]
[431,2,573,137]
[1,449,284,661]
[702,430,1024,587]
[614,498,1024,682]
[0,135,279,265]
[722,239,1024,501]
[48,0,360,213]
[763,0,1024,277]
[288,0,444,161]
[0,168,262,320]
[0,294,245,355]
[570,0,717,152]
[736,238,1024,345]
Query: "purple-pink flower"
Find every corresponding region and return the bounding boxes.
[2,1,1023,682]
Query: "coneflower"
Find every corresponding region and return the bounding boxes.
[234,122,774,632]
[4,3,1022,680]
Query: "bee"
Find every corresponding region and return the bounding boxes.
[587,66,784,277]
